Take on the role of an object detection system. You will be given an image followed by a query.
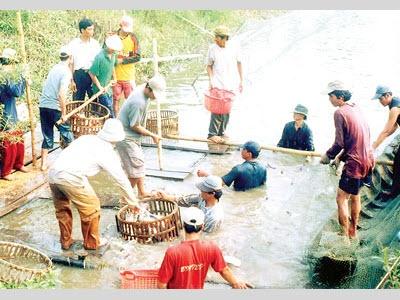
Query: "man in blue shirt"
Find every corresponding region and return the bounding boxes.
[277,104,314,151]
[197,140,267,191]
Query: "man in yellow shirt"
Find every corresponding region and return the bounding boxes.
[113,15,141,116]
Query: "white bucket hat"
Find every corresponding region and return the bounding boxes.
[322,80,348,94]
[1,48,17,60]
[182,207,205,226]
[120,15,134,33]
[105,35,123,51]
[148,74,166,100]
[97,119,125,142]
[59,45,71,58]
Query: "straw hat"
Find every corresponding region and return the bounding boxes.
[214,25,230,37]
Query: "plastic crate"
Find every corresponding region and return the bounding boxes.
[204,88,235,114]
[120,269,159,289]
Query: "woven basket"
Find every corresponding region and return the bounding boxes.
[66,101,110,138]
[145,110,178,136]
[116,199,182,244]
[0,241,53,283]
[120,269,159,289]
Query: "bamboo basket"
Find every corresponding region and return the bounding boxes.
[0,241,53,283]
[116,199,182,244]
[145,110,179,136]
[65,101,110,138]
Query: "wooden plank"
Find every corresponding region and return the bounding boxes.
[145,169,191,181]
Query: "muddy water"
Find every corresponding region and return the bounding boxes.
[2,10,400,289]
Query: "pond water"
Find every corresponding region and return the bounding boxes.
[2,10,400,289]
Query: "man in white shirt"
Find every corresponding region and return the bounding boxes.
[49,119,140,250]
[67,18,101,101]
[206,25,243,143]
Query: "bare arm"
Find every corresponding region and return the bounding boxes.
[58,90,67,122]
[373,107,400,149]
[219,266,248,289]
[237,61,243,92]
[207,64,213,89]
[88,72,103,91]
[132,124,161,144]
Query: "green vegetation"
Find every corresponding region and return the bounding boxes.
[0,270,59,289]
[381,249,400,288]
[0,10,282,104]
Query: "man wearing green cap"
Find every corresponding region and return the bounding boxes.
[277,104,315,151]
[371,85,400,200]
[206,25,243,144]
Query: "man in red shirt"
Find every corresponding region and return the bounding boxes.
[157,207,247,289]
[320,81,374,239]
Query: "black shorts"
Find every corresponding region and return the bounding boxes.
[339,171,372,196]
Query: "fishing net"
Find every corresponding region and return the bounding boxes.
[308,134,400,288]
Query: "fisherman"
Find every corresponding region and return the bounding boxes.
[320,81,374,239]
[67,18,101,101]
[116,75,165,199]
[39,47,74,171]
[89,34,122,118]
[206,25,243,144]
[112,15,141,116]
[277,104,315,151]
[157,207,248,289]
[197,140,267,192]
[157,175,224,233]
[48,119,140,250]
[0,48,28,180]
[371,85,400,201]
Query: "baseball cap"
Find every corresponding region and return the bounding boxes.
[214,25,230,37]
[182,207,205,226]
[120,15,134,33]
[322,80,348,94]
[293,104,308,119]
[97,119,125,142]
[105,35,123,51]
[59,45,71,58]
[195,175,223,192]
[148,74,166,100]
[372,85,391,100]
[242,140,261,158]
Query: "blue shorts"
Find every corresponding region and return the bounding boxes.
[339,171,372,195]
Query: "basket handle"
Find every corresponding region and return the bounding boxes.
[56,82,112,125]
[120,270,136,280]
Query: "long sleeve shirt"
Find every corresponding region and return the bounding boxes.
[0,77,25,129]
[277,121,315,151]
[49,134,138,206]
[326,103,374,179]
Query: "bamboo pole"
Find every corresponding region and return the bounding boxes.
[164,134,393,166]
[375,255,400,289]
[153,39,163,170]
[55,82,112,125]
[16,11,36,167]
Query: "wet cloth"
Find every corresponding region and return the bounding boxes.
[39,107,73,149]
[118,84,149,141]
[158,239,227,289]
[277,121,315,151]
[221,160,267,191]
[326,103,374,179]
[0,131,24,177]
[176,194,224,233]
[50,182,100,250]
[0,78,25,128]
[115,139,145,178]
[48,134,138,206]
[206,42,241,92]
[39,62,71,111]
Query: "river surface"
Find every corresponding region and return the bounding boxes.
[2,10,400,289]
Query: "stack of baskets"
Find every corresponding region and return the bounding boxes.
[65,101,110,138]
[116,199,182,244]
[0,241,53,283]
[145,110,179,137]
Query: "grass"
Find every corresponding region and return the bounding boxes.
[0,270,59,289]
[381,248,400,288]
